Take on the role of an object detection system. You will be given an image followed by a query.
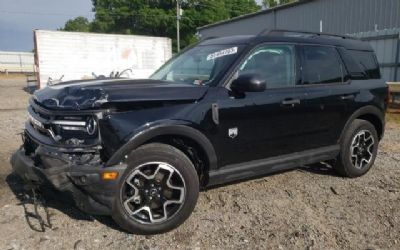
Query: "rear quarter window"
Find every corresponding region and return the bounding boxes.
[348,50,381,79]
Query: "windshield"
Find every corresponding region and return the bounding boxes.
[150,44,243,86]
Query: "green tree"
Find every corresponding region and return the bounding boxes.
[262,0,295,8]
[224,0,260,17]
[63,0,261,50]
[61,16,91,32]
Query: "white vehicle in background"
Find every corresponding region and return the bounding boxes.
[34,30,172,88]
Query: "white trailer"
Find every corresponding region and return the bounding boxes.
[34,30,172,88]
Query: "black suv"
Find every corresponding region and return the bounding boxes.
[12,30,388,234]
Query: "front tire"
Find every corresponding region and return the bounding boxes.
[334,119,379,177]
[112,143,199,234]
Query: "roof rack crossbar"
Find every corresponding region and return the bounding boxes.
[257,29,357,40]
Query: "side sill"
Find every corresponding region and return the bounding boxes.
[207,145,340,187]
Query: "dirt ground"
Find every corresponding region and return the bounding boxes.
[0,76,399,250]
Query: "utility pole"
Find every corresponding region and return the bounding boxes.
[176,0,181,52]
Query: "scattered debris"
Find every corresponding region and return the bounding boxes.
[330,187,339,195]
[18,187,52,232]
[285,190,294,198]
[73,239,82,250]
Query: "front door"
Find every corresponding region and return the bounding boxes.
[210,44,308,167]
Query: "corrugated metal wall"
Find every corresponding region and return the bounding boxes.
[0,51,34,73]
[275,0,400,34]
[351,28,400,82]
[198,0,400,37]
[198,0,400,81]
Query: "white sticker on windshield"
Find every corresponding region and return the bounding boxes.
[207,47,238,61]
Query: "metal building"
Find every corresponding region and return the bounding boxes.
[197,0,400,82]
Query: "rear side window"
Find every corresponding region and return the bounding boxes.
[301,46,344,85]
[348,50,381,79]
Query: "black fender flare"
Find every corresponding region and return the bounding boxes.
[105,124,218,171]
[339,105,385,143]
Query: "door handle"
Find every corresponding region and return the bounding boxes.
[281,98,300,107]
[340,94,355,100]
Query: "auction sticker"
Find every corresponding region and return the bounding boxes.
[207,47,238,61]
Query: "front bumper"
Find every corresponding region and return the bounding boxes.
[11,146,126,215]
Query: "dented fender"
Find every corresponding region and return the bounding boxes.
[105,121,218,171]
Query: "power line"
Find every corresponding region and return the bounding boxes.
[0,10,180,20]
[187,2,261,12]
[0,10,171,18]
[0,10,93,17]
[0,3,258,18]
[0,5,255,21]
[0,10,207,21]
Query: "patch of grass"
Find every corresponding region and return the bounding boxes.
[389,84,400,92]
[386,112,400,126]
[0,73,28,79]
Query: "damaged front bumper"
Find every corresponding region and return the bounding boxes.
[10,132,126,215]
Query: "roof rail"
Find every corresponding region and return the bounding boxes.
[200,36,219,41]
[257,29,358,40]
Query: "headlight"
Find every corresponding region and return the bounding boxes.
[52,116,98,136]
[52,120,86,126]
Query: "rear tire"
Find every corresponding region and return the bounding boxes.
[333,119,379,177]
[112,143,199,234]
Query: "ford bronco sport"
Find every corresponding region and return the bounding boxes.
[11,30,388,234]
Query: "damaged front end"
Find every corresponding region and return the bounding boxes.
[11,78,208,215]
[11,97,125,215]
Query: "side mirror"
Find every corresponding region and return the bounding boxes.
[230,73,266,93]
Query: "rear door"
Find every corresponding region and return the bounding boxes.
[293,45,356,149]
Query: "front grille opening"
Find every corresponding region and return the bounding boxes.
[23,133,38,156]
[28,104,100,147]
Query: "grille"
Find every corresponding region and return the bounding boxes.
[27,104,99,146]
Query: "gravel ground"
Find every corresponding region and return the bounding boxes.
[0,76,399,250]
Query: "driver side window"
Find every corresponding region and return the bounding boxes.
[237,44,296,89]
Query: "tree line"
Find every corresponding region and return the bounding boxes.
[62,0,295,51]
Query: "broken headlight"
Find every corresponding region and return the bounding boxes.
[51,116,99,144]
[52,117,97,135]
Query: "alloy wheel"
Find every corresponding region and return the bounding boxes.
[121,162,186,224]
[350,130,375,169]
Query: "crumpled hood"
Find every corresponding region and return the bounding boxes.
[33,79,208,110]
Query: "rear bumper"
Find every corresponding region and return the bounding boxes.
[11,148,126,215]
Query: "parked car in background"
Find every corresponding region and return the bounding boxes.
[12,30,388,234]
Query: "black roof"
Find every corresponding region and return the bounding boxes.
[199,35,255,45]
[199,30,373,51]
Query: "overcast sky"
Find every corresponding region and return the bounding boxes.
[0,0,263,52]
[0,0,94,52]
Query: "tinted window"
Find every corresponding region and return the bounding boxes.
[301,46,344,84]
[349,50,381,79]
[174,54,214,81]
[238,45,295,89]
[151,45,244,86]
[337,47,365,79]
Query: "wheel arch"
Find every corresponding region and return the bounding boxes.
[106,124,218,186]
[339,105,385,143]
